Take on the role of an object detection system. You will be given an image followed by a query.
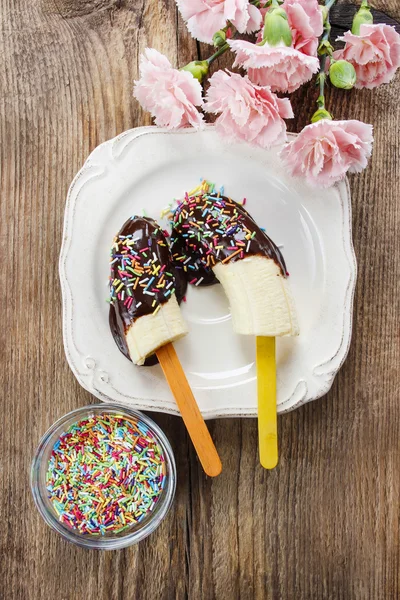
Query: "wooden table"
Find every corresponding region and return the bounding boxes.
[1,1,399,598]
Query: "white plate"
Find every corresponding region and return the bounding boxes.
[60,125,356,418]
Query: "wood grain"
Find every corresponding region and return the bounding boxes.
[0,0,399,598]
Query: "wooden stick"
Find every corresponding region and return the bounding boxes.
[256,336,278,469]
[156,343,222,477]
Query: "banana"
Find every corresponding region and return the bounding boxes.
[125,294,188,365]
[213,256,298,337]
[170,187,298,338]
[109,216,188,366]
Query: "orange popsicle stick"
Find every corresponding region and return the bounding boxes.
[156,343,222,477]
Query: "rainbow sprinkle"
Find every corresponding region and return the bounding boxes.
[168,181,253,284]
[46,414,167,535]
[108,225,175,311]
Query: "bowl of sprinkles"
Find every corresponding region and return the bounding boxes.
[31,404,176,549]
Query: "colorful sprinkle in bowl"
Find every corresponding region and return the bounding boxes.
[31,404,176,549]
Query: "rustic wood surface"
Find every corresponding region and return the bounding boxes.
[1,0,399,598]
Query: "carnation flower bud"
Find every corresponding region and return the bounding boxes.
[311,107,333,123]
[329,59,357,89]
[180,60,209,82]
[213,30,226,48]
[318,39,334,56]
[263,5,293,47]
[351,1,373,36]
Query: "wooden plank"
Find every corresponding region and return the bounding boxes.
[0,0,399,598]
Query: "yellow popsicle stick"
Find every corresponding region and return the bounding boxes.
[256,336,278,469]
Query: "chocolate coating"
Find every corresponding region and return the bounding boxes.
[109,216,187,365]
[170,193,287,283]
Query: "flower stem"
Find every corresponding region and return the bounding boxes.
[311,0,337,121]
[318,77,326,108]
[317,0,336,108]
[207,43,230,65]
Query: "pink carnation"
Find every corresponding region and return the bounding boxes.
[282,0,323,56]
[133,49,204,130]
[204,70,293,149]
[229,39,319,93]
[280,119,373,188]
[333,24,400,89]
[176,0,262,44]
[256,0,322,55]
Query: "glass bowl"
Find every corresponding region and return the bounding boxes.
[31,404,176,549]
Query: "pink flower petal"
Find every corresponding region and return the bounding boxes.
[280,119,373,188]
[229,40,319,93]
[204,70,292,148]
[333,24,400,89]
[133,48,204,130]
[282,0,323,56]
[176,0,259,43]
